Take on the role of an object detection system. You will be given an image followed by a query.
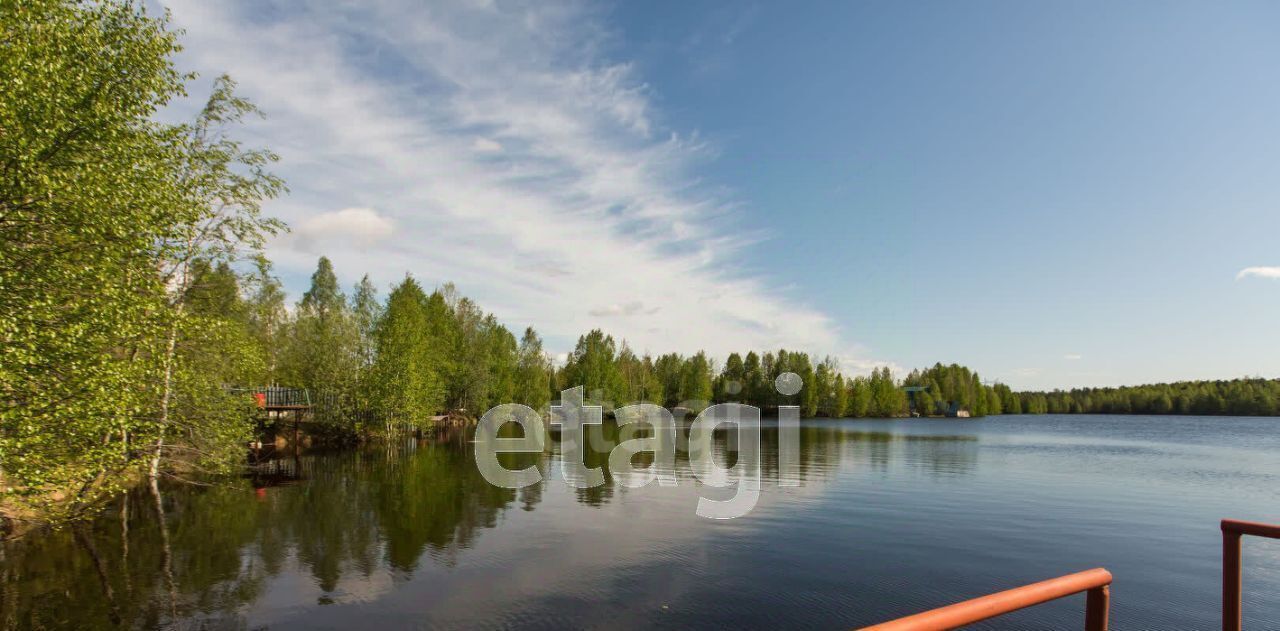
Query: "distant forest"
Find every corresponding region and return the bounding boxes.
[1015,380,1280,417]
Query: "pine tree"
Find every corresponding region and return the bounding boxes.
[285,257,359,425]
[246,256,288,380]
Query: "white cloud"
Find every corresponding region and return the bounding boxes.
[1236,266,1280,281]
[1064,353,1083,360]
[291,207,395,251]
[161,0,887,367]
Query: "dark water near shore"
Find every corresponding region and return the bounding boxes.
[3,415,1279,629]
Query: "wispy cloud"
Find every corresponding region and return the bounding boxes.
[1236,266,1280,281]
[588,302,659,317]
[1064,353,1083,360]
[162,0,881,366]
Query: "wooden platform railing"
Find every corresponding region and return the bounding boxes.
[860,568,1112,630]
[227,386,311,409]
[1222,518,1280,631]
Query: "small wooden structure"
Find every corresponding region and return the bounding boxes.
[250,386,311,412]
[230,386,312,447]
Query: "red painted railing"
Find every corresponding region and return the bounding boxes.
[1222,519,1280,631]
[860,568,1112,631]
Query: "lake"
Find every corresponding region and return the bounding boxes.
[3,414,1279,629]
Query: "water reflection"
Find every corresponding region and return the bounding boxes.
[0,414,1018,627]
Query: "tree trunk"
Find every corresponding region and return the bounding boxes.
[151,303,182,482]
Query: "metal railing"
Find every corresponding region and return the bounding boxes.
[228,386,311,408]
[860,568,1112,630]
[1222,519,1280,631]
[261,387,309,408]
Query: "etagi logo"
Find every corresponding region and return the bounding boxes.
[474,373,805,519]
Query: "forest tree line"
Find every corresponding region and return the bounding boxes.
[555,331,1012,419]
[1015,379,1280,416]
[187,254,1012,425]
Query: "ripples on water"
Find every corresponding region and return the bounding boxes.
[2,415,1278,629]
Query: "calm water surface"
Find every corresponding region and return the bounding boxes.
[3,415,1279,629]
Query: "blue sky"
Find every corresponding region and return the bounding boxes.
[162,0,1280,389]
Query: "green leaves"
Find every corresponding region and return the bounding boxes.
[1,0,188,520]
[370,276,443,426]
[1,1,284,523]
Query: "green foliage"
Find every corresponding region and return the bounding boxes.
[869,367,907,417]
[547,340,1009,420]
[0,0,280,521]
[616,344,663,405]
[561,330,625,411]
[184,261,245,320]
[299,257,343,317]
[280,257,359,426]
[151,71,283,478]
[1,0,181,518]
[901,363,995,417]
[370,277,442,427]
[1015,378,1280,416]
[514,328,552,411]
[267,265,544,434]
[654,353,685,408]
[350,275,382,371]
[743,351,765,407]
[814,357,851,418]
[848,378,871,418]
[446,297,518,413]
[679,352,714,413]
[719,352,745,402]
[245,256,288,379]
[790,352,819,417]
[815,357,841,417]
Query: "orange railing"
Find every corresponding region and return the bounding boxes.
[861,568,1112,631]
[1222,519,1280,631]
[861,518,1280,630]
